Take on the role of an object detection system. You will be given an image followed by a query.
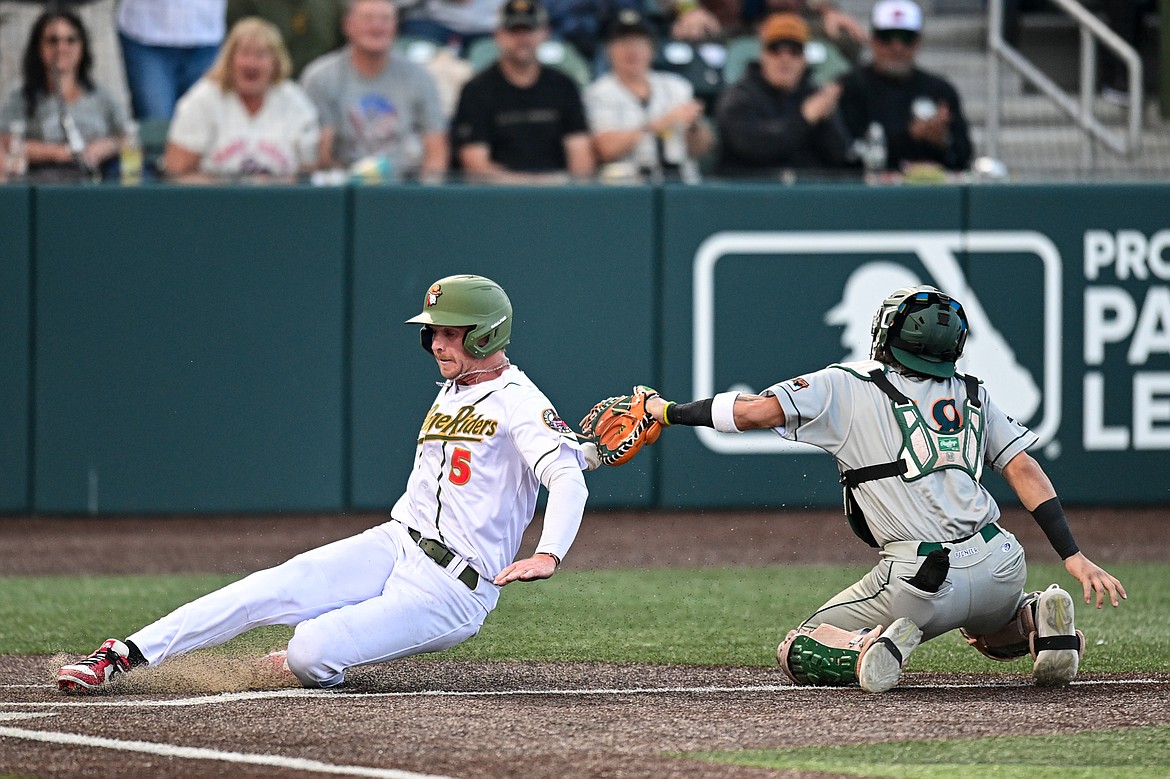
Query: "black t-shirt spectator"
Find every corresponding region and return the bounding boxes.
[452,64,588,172]
[839,65,973,172]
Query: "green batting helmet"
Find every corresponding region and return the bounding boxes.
[405,274,512,358]
[870,285,968,379]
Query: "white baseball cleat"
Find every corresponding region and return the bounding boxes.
[58,638,131,693]
[1032,584,1083,687]
[858,618,922,693]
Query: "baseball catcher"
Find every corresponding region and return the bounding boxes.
[639,284,1126,693]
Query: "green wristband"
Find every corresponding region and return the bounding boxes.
[661,401,676,426]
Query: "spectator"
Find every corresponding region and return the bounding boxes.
[585,9,712,183]
[0,1,130,114]
[117,0,226,120]
[838,0,972,173]
[0,8,130,182]
[714,12,849,179]
[226,0,346,78]
[451,0,593,183]
[163,16,318,182]
[300,0,447,179]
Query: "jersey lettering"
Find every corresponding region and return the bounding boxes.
[418,404,500,442]
[932,399,961,432]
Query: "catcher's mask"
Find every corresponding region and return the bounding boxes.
[406,274,513,359]
[870,285,968,379]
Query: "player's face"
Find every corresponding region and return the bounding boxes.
[429,325,488,380]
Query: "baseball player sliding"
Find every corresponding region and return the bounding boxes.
[641,285,1126,692]
[58,275,596,692]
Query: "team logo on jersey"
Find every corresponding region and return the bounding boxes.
[419,404,499,442]
[542,409,574,436]
[786,378,810,392]
[425,284,442,307]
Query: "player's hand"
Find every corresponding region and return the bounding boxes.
[494,553,558,586]
[644,394,669,424]
[1063,552,1127,608]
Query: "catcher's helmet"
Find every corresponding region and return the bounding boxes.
[406,274,512,358]
[870,285,968,379]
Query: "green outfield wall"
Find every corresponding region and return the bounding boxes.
[1,183,1168,514]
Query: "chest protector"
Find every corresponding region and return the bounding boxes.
[841,368,984,547]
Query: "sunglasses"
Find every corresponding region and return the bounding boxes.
[42,35,80,46]
[874,29,919,45]
[764,39,804,56]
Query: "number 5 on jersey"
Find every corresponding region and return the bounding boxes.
[449,447,472,485]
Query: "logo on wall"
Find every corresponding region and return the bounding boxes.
[691,231,1063,455]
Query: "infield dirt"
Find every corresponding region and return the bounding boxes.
[1,508,1167,778]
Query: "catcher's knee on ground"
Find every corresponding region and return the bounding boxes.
[961,585,1085,685]
[777,619,922,693]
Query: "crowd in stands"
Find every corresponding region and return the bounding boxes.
[0,0,976,185]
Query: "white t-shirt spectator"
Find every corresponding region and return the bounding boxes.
[117,0,226,47]
[168,78,319,177]
[585,70,695,171]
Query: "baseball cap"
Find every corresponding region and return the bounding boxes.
[606,8,654,41]
[498,0,548,30]
[759,13,810,45]
[871,0,923,32]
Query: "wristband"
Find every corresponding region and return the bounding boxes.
[665,397,713,427]
[1029,496,1079,560]
[661,401,676,426]
[711,391,741,433]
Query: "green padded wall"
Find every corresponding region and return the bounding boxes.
[33,187,348,513]
[0,187,31,512]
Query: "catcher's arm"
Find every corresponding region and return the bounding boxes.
[645,390,785,432]
[1002,451,1126,608]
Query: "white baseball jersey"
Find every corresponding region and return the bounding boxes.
[129,363,587,687]
[392,365,588,579]
[766,359,1037,546]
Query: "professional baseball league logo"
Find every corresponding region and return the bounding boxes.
[691,231,1063,456]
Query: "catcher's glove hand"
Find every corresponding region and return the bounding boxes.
[578,386,662,467]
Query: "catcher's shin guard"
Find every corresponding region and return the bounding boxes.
[777,620,921,691]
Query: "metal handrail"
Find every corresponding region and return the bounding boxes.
[987,0,1142,166]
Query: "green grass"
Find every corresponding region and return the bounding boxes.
[2,563,1166,673]
[687,725,1170,778]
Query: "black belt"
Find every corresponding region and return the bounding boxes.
[917,524,1002,556]
[400,523,479,590]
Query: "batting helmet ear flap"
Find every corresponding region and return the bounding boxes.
[419,325,434,354]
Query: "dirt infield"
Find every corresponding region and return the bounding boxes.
[2,508,1168,778]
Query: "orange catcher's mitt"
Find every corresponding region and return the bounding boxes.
[578,387,662,467]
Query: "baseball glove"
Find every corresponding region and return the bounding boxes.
[578,386,662,467]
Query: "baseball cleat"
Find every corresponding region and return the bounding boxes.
[58,638,131,693]
[1032,584,1083,687]
[858,618,922,693]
